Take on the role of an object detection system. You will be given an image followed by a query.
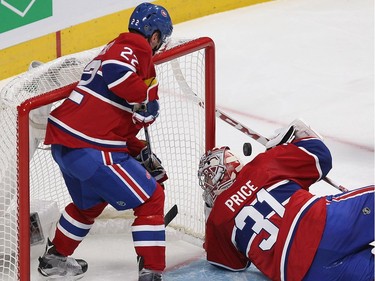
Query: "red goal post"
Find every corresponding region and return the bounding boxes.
[0,37,215,280]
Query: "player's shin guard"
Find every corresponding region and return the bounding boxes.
[52,202,107,256]
[132,183,166,272]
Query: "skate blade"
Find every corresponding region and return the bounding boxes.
[38,268,85,281]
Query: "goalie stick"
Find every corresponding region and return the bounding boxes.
[170,59,348,193]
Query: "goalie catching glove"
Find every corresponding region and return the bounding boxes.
[265,118,324,149]
[136,147,168,184]
[265,125,296,149]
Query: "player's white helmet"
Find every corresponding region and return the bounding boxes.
[198,147,243,207]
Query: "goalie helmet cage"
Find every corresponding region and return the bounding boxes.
[0,37,215,280]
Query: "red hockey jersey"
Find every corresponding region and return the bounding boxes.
[205,138,332,281]
[45,32,156,152]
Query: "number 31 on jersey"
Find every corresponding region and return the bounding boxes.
[235,188,285,251]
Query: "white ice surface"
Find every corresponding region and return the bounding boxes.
[1,0,373,280]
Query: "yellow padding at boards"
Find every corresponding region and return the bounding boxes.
[0,0,272,80]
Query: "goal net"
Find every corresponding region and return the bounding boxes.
[0,37,215,280]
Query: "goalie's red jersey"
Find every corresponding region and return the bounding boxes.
[45,32,156,152]
[205,138,332,281]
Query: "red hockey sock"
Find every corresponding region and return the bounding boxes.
[53,202,107,256]
[132,184,166,271]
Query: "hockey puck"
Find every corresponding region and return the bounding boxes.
[243,142,252,156]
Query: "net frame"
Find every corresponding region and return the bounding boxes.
[8,37,215,281]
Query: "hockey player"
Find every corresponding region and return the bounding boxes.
[198,119,374,281]
[39,3,173,281]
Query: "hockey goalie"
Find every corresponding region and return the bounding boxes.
[198,119,374,281]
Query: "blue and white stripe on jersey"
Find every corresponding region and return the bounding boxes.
[101,58,136,89]
[48,115,127,149]
[76,85,133,112]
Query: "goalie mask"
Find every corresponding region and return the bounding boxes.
[198,147,243,207]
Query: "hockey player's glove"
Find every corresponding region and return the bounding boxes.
[132,100,160,129]
[136,147,168,184]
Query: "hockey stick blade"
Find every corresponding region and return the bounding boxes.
[164,204,178,226]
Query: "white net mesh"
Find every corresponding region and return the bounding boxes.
[0,37,214,280]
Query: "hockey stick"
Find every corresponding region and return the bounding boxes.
[164,204,178,226]
[144,126,153,169]
[242,139,348,192]
[169,59,269,145]
[322,177,348,192]
[143,126,179,221]
[170,59,348,193]
[244,142,348,192]
[145,128,178,218]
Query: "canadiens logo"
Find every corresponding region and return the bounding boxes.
[161,9,167,17]
[146,171,151,179]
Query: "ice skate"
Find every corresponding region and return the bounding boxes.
[37,239,88,279]
[138,268,163,281]
[137,256,163,281]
